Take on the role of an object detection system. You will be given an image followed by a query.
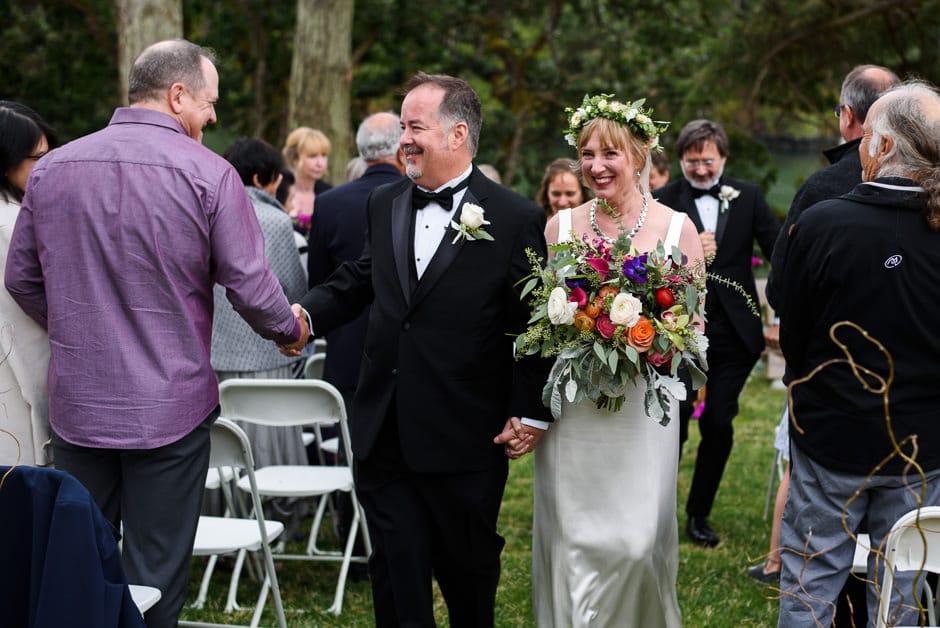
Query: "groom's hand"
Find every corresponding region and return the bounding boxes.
[494,417,545,459]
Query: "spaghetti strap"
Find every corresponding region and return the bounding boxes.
[663,210,685,252]
[557,209,573,243]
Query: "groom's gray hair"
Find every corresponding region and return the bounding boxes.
[403,72,482,158]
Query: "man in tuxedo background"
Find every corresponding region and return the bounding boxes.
[655,119,779,547]
[295,73,551,627]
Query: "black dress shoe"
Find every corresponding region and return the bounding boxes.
[747,562,780,585]
[686,516,720,547]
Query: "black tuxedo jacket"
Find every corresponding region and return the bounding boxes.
[300,166,551,473]
[655,176,779,355]
[307,164,406,391]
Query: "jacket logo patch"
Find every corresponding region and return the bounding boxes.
[884,254,903,269]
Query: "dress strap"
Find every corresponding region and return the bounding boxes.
[557,209,573,243]
[663,210,685,252]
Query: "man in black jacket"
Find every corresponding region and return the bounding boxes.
[765,64,900,312]
[776,80,940,627]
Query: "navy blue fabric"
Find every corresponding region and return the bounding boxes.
[0,465,144,628]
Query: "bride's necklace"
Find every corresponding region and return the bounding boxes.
[590,194,648,243]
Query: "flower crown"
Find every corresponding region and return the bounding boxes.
[564,93,670,150]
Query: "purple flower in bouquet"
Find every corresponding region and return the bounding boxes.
[565,276,589,291]
[623,254,649,283]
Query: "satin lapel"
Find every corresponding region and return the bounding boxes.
[390,189,413,307]
[715,190,731,244]
[679,184,705,233]
[410,188,479,309]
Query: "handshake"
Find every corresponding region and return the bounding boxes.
[277,303,311,356]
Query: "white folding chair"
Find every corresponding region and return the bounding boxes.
[219,378,372,615]
[180,418,287,628]
[875,506,940,628]
[304,352,326,381]
[129,584,162,614]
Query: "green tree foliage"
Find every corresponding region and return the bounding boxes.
[3,0,939,197]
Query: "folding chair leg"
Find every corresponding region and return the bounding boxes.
[306,494,341,557]
[327,509,361,615]
[763,450,781,520]
[224,549,249,612]
[190,554,217,609]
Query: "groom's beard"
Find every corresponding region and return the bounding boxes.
[684,164,724,190]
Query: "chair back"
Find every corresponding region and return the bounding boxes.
[883,507,940,573]
[219,379,353,462]
[209,417,256,471]
[305,353,325,380]
[875,506,940,628]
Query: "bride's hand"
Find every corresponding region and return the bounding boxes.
[494,417,545,459]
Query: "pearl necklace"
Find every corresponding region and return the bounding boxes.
[590,194,648,243]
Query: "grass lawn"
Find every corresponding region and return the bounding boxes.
[180,368,786,626]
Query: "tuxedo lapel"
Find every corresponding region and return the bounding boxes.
[390,189,413,307]
[715,185,731,244]
[679,182,705,233]
[410,188,478,309]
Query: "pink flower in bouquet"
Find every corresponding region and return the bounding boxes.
[586,257,610,281]
[648,347,675,367]
[596,314,616,339]
[568,286,588,307]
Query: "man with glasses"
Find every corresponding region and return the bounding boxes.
[655,119,779,548]
[766,64,899,310]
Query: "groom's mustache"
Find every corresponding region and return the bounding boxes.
[402,146,422,156]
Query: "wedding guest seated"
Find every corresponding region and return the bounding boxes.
[0,101,58,467]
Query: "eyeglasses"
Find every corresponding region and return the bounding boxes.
[681,159,716,170]
[833,104,848,119]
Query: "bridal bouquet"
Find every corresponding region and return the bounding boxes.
[516,232,709,425]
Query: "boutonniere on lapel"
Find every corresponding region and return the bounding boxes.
[718,185,741,213]
[451,203,494,244]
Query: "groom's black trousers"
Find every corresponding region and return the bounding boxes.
[355,410,508,628]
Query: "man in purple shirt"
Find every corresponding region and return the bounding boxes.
[5,39,308,627]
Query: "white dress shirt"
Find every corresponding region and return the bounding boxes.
[413,165,473,278]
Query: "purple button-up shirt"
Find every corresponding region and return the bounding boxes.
[5,107,301,449]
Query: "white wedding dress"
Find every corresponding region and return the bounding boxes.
[532,208,683,627]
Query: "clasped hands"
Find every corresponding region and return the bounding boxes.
[277,303,311,356]
[494,417,544,460]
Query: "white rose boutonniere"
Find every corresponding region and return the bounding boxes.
[718,185,741,213]
[451,203,494,244]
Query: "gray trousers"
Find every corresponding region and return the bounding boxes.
[52,410,216,628]
[779,443,940,627]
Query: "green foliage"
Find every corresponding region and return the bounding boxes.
[4,0,940,193]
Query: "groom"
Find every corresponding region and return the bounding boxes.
[296,72,551,626]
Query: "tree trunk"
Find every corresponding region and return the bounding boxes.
[288,0,354,186]
[116,0,183,103]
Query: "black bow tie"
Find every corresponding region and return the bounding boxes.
[412,177,470,211]
[691,184,721,199]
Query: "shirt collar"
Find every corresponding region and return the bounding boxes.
[419,164,474,193]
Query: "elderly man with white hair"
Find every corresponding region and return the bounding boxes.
[776,80,940,627]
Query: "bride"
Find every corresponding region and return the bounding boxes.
[523,96,704,627]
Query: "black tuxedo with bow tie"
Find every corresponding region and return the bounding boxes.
[300,165,550,625]
[655,176,779,524]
